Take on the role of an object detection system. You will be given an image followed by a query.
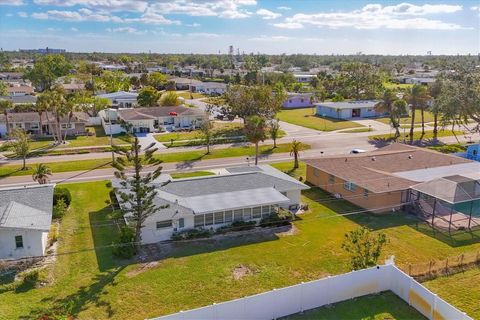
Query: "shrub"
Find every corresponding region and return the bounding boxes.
[53,199,67,219]
[260,212,291,228]
[48,223,58,246]
[429,144,466,154]
[171,228,211,240]
[112,226,136,259]
[53,187,72,207]
[228,220,256,231]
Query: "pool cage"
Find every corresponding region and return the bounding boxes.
[409,175,480,232]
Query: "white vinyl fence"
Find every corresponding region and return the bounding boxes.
[151,261,472,320]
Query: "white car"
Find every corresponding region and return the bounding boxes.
[350,148,367,154]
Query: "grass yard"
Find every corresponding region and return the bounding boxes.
[375,110,435,126]
[1,162,479,319]
[170,171,214,179]
[283,291,425,320]
[368,130,464,142]
[0,143,306,178]
[175,91,206,99]
[277,108,363,131]
[382,82,414,90]
[339,127,373,133]
[423,267,480,319]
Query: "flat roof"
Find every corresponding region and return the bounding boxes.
[315,100,379,110]
[393,162,480,182]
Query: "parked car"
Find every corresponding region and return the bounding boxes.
[350,148,367,154]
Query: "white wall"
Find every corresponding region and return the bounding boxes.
[86,116,102,126]
[0,229,48,259]
[151,263,472,320]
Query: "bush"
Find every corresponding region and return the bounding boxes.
[53,187,72,207]
[429,144,466,154]
[260,212,291,228]
[48,224,58,247]
[53,199,67,219]
[112,226,136,259]
[171,228,211,240]
[228,220,256,231]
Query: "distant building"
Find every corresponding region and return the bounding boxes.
[315,100,384,119]
[61,83,85,94]
[19,47,66,54]
[282,93,313,109]
[6,85,34,96]
[0,184,55,259]
[455,144,480,162]
[170,77,202,90]
[293,74,316,83]
[96,91,138,108]
[0,95,37,105]
[189,82,227,95]
[0,72,23,81]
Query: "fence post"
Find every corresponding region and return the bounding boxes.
[300,282,304,313]
[428,261,432,275]
[409,264,412,276]
[460,254,464,270]
[431,294,438,320]
[408,276,414,306]
[271,289,277,320]
[445,258,449,274]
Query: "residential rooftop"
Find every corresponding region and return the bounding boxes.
[314,100,380,109]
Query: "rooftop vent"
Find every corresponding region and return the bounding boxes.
[408,155,413,159]
[371,157,376,161]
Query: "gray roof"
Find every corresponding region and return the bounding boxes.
[411,174,480,204]
[0,95,37,105]
[97,91,138,100]
[0,185,54,231]
[315,100,379,110]
[393,162,480,183]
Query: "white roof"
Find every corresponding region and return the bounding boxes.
[393,162,480,182]
[97,91,138,99]
[183,187,290,214]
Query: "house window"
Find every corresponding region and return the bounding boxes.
[343,181,356,192]
[214,212,224,225]
[224,210,233,223]
[329,174,335,183]
[262,205,271,216]
[233,209,243,221]
[156,220,172,229]
[252,207,262,219]
[194,215,204,228]
[301,99,304,103]
[15,235,23,249]
[178,218,184,228]
[363,189,369,198]
[29,123,39,130]
[314,168,320,177]
[205,213,214,226]
[243,208,252,220]
[61,123,73,129]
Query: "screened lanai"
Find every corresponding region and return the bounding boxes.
[410,174,480,231]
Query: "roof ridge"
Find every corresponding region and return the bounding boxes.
[0,201,14,226]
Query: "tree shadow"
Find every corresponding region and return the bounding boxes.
[174,153,206,170]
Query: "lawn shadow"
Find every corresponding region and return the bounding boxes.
[174,153,206,170]
[407,221,480,248]
[0,166,24,179]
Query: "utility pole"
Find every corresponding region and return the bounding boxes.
[109,111,115,163]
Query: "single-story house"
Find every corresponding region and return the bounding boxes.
[0,72,23,81]
[62,83,85,94]
[189,82,227,95]
[0,184,54,259]
[170,77,202,90]
[7,85,34,96]
[315,100,383,119]
[294,74,316,83]
[397,77,436,85]
[112,165,309,243]
[305,144,480,230]
[96,91,138,108]
[103,105,207,134]
[455,144,480,162]
[0,111,89,138]
[0,95,37,105]
[283,92,313,109]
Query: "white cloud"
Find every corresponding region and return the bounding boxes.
[186,23,201,27]
[0,0,24,5]
[256,9,281,20]
[273,22,303,29]
[275,3,465,30]
[187,32,221,38]
[471,6,480,12]
[149,0,256,19]
[106,27,146,34]
[249,35,290,41]
[125,9,181,25]
[33,0,148,12]
[71,27,78,31]
[277,6,291,11]
[17,11,27,17]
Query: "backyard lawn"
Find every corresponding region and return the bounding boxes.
[277,108,363,131]
[375,110,435,126]
[423,267,480,320]
[175,91,206,99]
[0,143,306,178]
[0,162,478,319]
[283,291,425,320]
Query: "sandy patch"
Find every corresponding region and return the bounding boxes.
[126,261,161,278]
[232,265,252,280]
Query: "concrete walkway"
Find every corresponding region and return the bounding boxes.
[135,133,167,150]
[350,118,392,131]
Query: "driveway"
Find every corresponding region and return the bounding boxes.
[349,118,391,131]
[135,133,166,150]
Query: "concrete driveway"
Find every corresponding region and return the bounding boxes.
[135,133,166,150]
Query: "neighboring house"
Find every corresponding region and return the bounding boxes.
[0,184,55,259]
[0,72,23,81]
[96,91,138,108]
[189,82,227,95]
[398,77,436,85]
[101,105,207,134]
[6,85,34,96]
[305,144,480,231]
[62,83,85,94]
[293,74,316,83]
[170,77,202,90]
[455,144,480,161]
[315,100,383,119]
[0,95,37,105]
[112,165,309,243]
[0,111,89,137]
[282,92,313,109]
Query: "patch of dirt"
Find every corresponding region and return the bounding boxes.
[232,265,252,280]
[275,224,299,236]
[126,261,161,278]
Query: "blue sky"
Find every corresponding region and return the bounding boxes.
[0,0,479,54]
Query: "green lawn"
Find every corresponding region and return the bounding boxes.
[155,122,244,143]
[277,108,363,131]
[283,291,425,320]
[175,91,206,99]
[339,128,373,133]
[423,267,480,319]
[383,82,414,90]
[0,143,306,178]
[170,171,214,179]
[375,110,435,126]
[369,130,464,142]
[1,162,479,319]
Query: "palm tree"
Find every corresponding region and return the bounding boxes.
[374,89,398,137]
[245,115,266,165]
[0,99,13,138]
[32,163,52,184]
[290,139,304,169]
[406,85,430,144]
[37,91,56,142]
[428,80,443,144]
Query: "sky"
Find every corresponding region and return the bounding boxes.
[0,0,479,55]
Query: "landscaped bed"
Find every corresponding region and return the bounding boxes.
[277,108,363,131]
[0,162,477,319]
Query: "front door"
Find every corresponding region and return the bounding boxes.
[352,108,361,118]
